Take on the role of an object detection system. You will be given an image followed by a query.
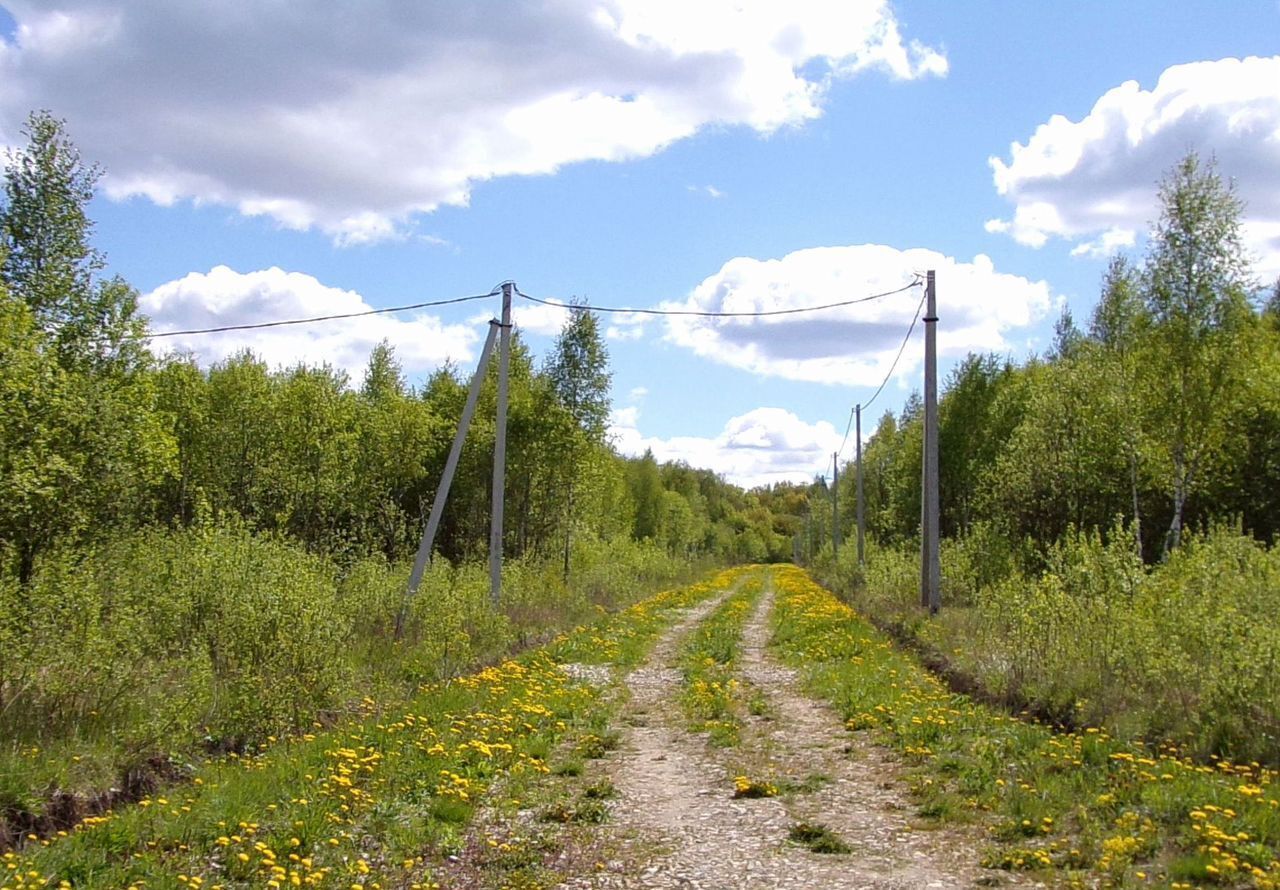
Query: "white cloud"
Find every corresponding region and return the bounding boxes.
[418,234,457,252]
[609,405,839,488]
[987,56,1280,275]
[606,315,649,341]
[628,386,649,401]
[687,184,726,198]
[662,244,1053,384]
[1068,227,1137,259]
[0,1,944,244]
[141,266,479,381]
[470,298,570,337]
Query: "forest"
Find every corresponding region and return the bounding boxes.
[4,107,1280,878]
[0,112,799,821]
[801,152,1280,765]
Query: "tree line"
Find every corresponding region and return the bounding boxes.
[0,111,793,585]
[784,154,1280,764]
[821,153,1279,564]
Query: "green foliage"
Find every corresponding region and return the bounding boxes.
[774,566,1280,889]
[0,286,171,580]
[0,575,721,886]
[788,822,851,854]
[1,111,102,341]
[1143,152,1256,553]
[0,522,703,841]
[826,524,1280,764]
[678,569,765,746]
[1,525,345,751]
[793,151,1278,565]
[543,303,611,441]
[1,111,147,371]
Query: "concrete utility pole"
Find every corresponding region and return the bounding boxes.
[806,510,813,564]
[396,319,501,638]
[490,282,513,605]
[920,270,941,613]
[831,452,840,560]
[855,403,865,566]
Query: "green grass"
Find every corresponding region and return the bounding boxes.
[676,568,767,747]
[788,822,852,854]
[0,526,704,854]
[0,571,729,889]
[822,526,1280,767]
[770,564,1280,890]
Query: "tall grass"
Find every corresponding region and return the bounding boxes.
[0,522,698,828]
[817,524,1280,764]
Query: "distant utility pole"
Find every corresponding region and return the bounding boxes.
[920,270,941,613]
[855,404,865,566]
[831,452,840,561]
[806,510,814,564]
[490,282,513,605]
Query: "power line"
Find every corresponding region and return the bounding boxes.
[836,288,927,458]
[837,406,857,457]
[514,278,920,318]
[863,289,927,412]
[140,289,500,340]
[128,275,921,342]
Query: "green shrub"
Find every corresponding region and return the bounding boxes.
[822,523,1280,763]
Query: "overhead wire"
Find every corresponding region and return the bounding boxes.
[513,278,920,318]
[836,406,857,457]
[863,288,927,413]
[514,277,925,468]
[137,289,501,340]
[835,287,928,459]
[128,277,922,342]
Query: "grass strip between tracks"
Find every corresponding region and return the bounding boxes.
[676,567,767,749]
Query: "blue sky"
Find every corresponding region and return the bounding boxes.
[1,1,1277,486]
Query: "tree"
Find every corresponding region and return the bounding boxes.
[264,364,359,550]
[628,450,664,541]
[937,353,1016,536]
[1049,305,1082,361]
[198,352,276,521]
[1,112,100,327]
[1264,277,1280,330]
[361,340,406,401]
[154,356,209,525]
[1089,257,1150,554]
[0,111,146,369]
[1143,152,1254,553]
[543,304,612,576]
[543,303,611,440]
[0,283,74,579]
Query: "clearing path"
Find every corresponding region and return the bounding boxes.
[560,569,1030,889]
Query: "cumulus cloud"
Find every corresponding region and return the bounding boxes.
[609,405,840,488]
[987,56,1280,275]
[605,311,651,341]
[0,1,944,244]
[141,266,479,381]
[661,244,1053,385]
[469,297,571,338]
[688,184,726,198]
